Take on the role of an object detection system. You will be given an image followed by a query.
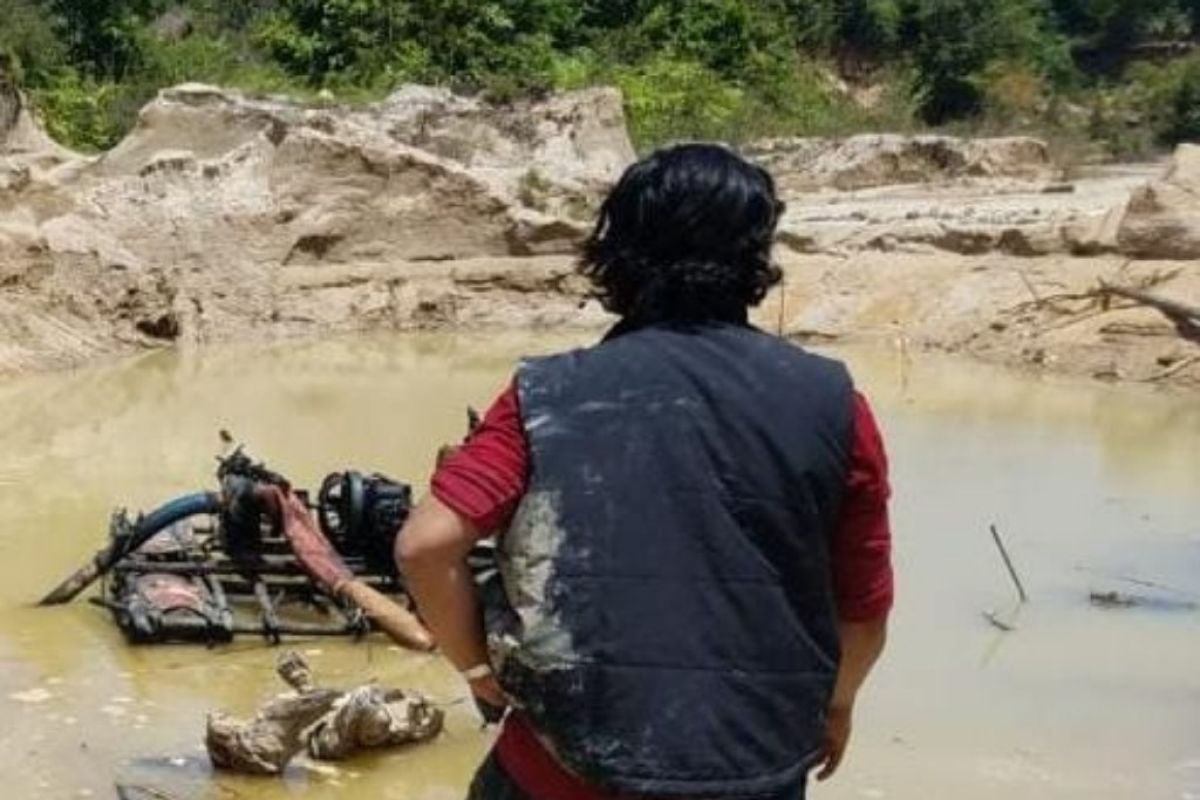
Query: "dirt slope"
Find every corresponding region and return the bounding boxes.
[759,250,1200,388]
[0,83,628,372]
[1,81,1197,388]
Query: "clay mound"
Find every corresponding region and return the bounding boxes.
[380,85,630,184]
[748,134,1059,193]
[380,85,631,223]
[773,162,1154,259]
[94,83,632,220]
[0,82,633,373]
[0,76,18,144]
[79,82,613,271]
[1117,144,1200,260]
[0,79,67,157]
[0,76,83,194]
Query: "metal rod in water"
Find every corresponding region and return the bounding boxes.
[990,523,1029,603]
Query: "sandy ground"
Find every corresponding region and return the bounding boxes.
[763,250,1200,389]
[2,233,1197,391]
[1,83,1197,390]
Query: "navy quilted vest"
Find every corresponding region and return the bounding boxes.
[493,322,855,797]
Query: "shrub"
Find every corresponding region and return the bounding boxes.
[1163,57,1200,143]
[906,0,1070,124]
[254,0,410,84]
[611,55,747,148]
[0,0,70,86]
[601,51,883,151]
[256,0,574,93]
[28,71,126,151]
[980,60,1048,123]
[838,0,903,59]
[9,0,1199,159]
[48,0,164,81]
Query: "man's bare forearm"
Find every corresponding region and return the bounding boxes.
[396,496,490,673]
[832,617,887,710]
[811,616,889,780]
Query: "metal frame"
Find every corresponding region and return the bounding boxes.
[96,511,408,645]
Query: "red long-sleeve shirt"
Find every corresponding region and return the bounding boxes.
[431,380,893,800]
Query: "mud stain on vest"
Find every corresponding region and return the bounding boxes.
[499,489,578,669]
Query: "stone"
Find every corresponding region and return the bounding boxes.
[746,134,1059,193]
[1063,202,1127,255]
[1117,144,1200,260]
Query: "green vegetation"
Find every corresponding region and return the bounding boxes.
[1,0,1199,155]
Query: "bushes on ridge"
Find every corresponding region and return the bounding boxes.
[1,0,1198,154]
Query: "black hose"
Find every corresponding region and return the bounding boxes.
[39,491,221,606]
[124,492,222,555]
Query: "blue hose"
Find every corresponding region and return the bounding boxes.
[132,492,222,540]
[39,490,223,605]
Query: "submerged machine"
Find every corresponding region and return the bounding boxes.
[39,437,445,646]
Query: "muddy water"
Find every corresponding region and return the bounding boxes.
[0,333,1197,800]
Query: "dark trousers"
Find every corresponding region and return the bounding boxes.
[466,751,807,800]
[467,752,531,800]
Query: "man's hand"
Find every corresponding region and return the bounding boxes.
[469,674,508,725]
[470,674,507,708]
[814,703,853,781]
[813,616,887,781]
[397,496,504,716]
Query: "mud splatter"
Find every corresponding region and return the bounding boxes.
[499,490,577,669]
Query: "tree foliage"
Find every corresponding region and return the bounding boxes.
[0,0,70,84]
[47,0,167,79]
[1167,58,1200,141]
[904,0,1067,123]
[254,0,578,92]
[3,0,1199,152]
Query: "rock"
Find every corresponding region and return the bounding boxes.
[775,227,825,254]
[116,786,182,800]
[1064,202,1127,255]
[932,226,997,255]
[746,134,1059,193]
[0,68,18,141]
[996,225,1061,256]
[769,158,1154,259]
[1117,144,1200,260]
[382,85,632,186]
[0,77,75,161]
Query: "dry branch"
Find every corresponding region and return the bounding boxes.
[1099,282,1200,323]
[989,524,1028,604]
[1147,354,1200,382]
[1099,281,1200,344]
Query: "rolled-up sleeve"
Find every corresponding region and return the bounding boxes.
[831,391,894,622]
[430,380,529,535]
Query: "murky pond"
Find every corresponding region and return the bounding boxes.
[0,333,1197,800]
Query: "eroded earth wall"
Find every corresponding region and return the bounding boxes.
[0,83,631,372]
[1,82,1198,388]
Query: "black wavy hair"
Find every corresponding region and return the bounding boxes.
[580,143,784,325]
